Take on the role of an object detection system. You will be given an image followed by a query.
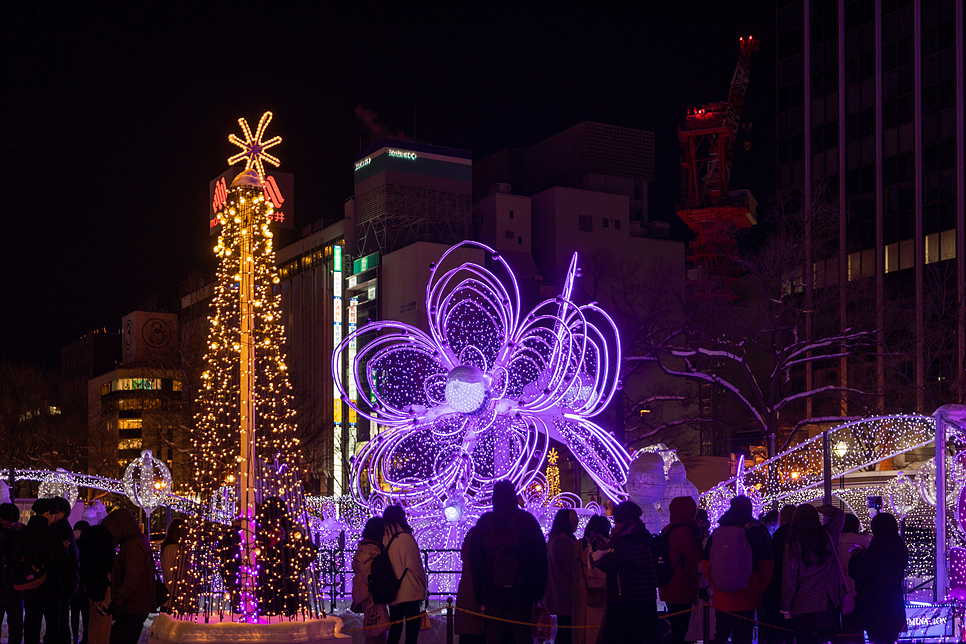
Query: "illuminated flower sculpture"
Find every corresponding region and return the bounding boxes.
[333,242,630,534]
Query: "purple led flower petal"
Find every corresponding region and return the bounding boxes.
[332,241,631,524]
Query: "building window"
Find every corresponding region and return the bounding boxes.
[118,438,142,451]
[505,230,515,239]
[579,215,593,232]
[118,418,143,431]
[509,210,514,219]
[103,378,162,395]
[614,219,621,230]
[603,218,609,228]
[518,236,522,245]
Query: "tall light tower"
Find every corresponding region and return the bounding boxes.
[173,113,319,622]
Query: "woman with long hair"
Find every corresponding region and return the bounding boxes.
[382,505,427,644]
[848,513,908,644]
[159,518,184,614]
[353,517,389,644]
[780,504,845,644]
[575,514,610,644]
[544,509,579,644]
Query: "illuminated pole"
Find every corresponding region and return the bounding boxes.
[333,245,344,495]
[226,111,283,620]
[236,177,260,617]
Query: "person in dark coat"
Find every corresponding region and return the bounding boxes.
[101,509,156,644]
[50,497,79,644]
[69,521,90,644]
[1,502,25,644]
[545,509,579,644]
[77,523,114,644]
[848,512,908,644]
[593,501,659,644]
[659,496,703,644]
[16,498,67,644]
[469,480,548,644]
[759,504,794,644]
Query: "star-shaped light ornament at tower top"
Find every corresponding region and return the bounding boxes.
[228,111,282,178]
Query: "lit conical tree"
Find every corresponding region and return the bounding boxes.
[172,113,320,621]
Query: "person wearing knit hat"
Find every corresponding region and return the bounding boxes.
[593,501,659,643]
[611,501,642,524]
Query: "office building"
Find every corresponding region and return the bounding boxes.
[88,311,185,480]
[350,140,472,258]
[776,0,964,412]
[276,219,346,495]
[474,121,656,232]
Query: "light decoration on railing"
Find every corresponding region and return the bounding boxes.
[700,415,936,507]
[885,471,918,519]
[38,468,79,507]
[950,484,966,598]
[332,241,629,550]
[123,449,173,516]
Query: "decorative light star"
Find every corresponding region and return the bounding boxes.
[228,111,282,178]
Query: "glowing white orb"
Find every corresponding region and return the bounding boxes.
[443,502,463,523]
[445,365,487,414]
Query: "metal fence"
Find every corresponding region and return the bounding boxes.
[317,547,462,612]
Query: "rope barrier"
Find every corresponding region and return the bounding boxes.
[338,606,447,633]
[338,602,866,637]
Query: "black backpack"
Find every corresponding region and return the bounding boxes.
[368,532,408,605]
[651,523,696,587]
[484,511,522,590]
[12,534,47,592]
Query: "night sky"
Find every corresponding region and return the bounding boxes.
[2,2,775,371]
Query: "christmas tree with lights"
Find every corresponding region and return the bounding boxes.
[171,113,320,621]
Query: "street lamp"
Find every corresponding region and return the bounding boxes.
[834,441,849,459]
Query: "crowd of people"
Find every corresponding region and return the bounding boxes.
[351,482,910,644]
[0,499,159,644]
[0,485,911,644]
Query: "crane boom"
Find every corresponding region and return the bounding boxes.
[676,36,759,299]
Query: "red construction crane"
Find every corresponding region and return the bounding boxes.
[677,35,760,298]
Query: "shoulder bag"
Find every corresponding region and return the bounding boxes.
[828,533,855,615]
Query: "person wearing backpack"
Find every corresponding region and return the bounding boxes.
[469,481,548,644]
[593,501,659,644]
[101,509,157,644]
[701,495,774,644]
[15,498,67,644]
[352,517,389,644]
[544,509,580,644]
[1,502,25,644]
[780,504,845,644]
[381,506,426,644]
[658,496,703,644]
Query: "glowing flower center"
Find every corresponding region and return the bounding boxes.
[444,365,488,414]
